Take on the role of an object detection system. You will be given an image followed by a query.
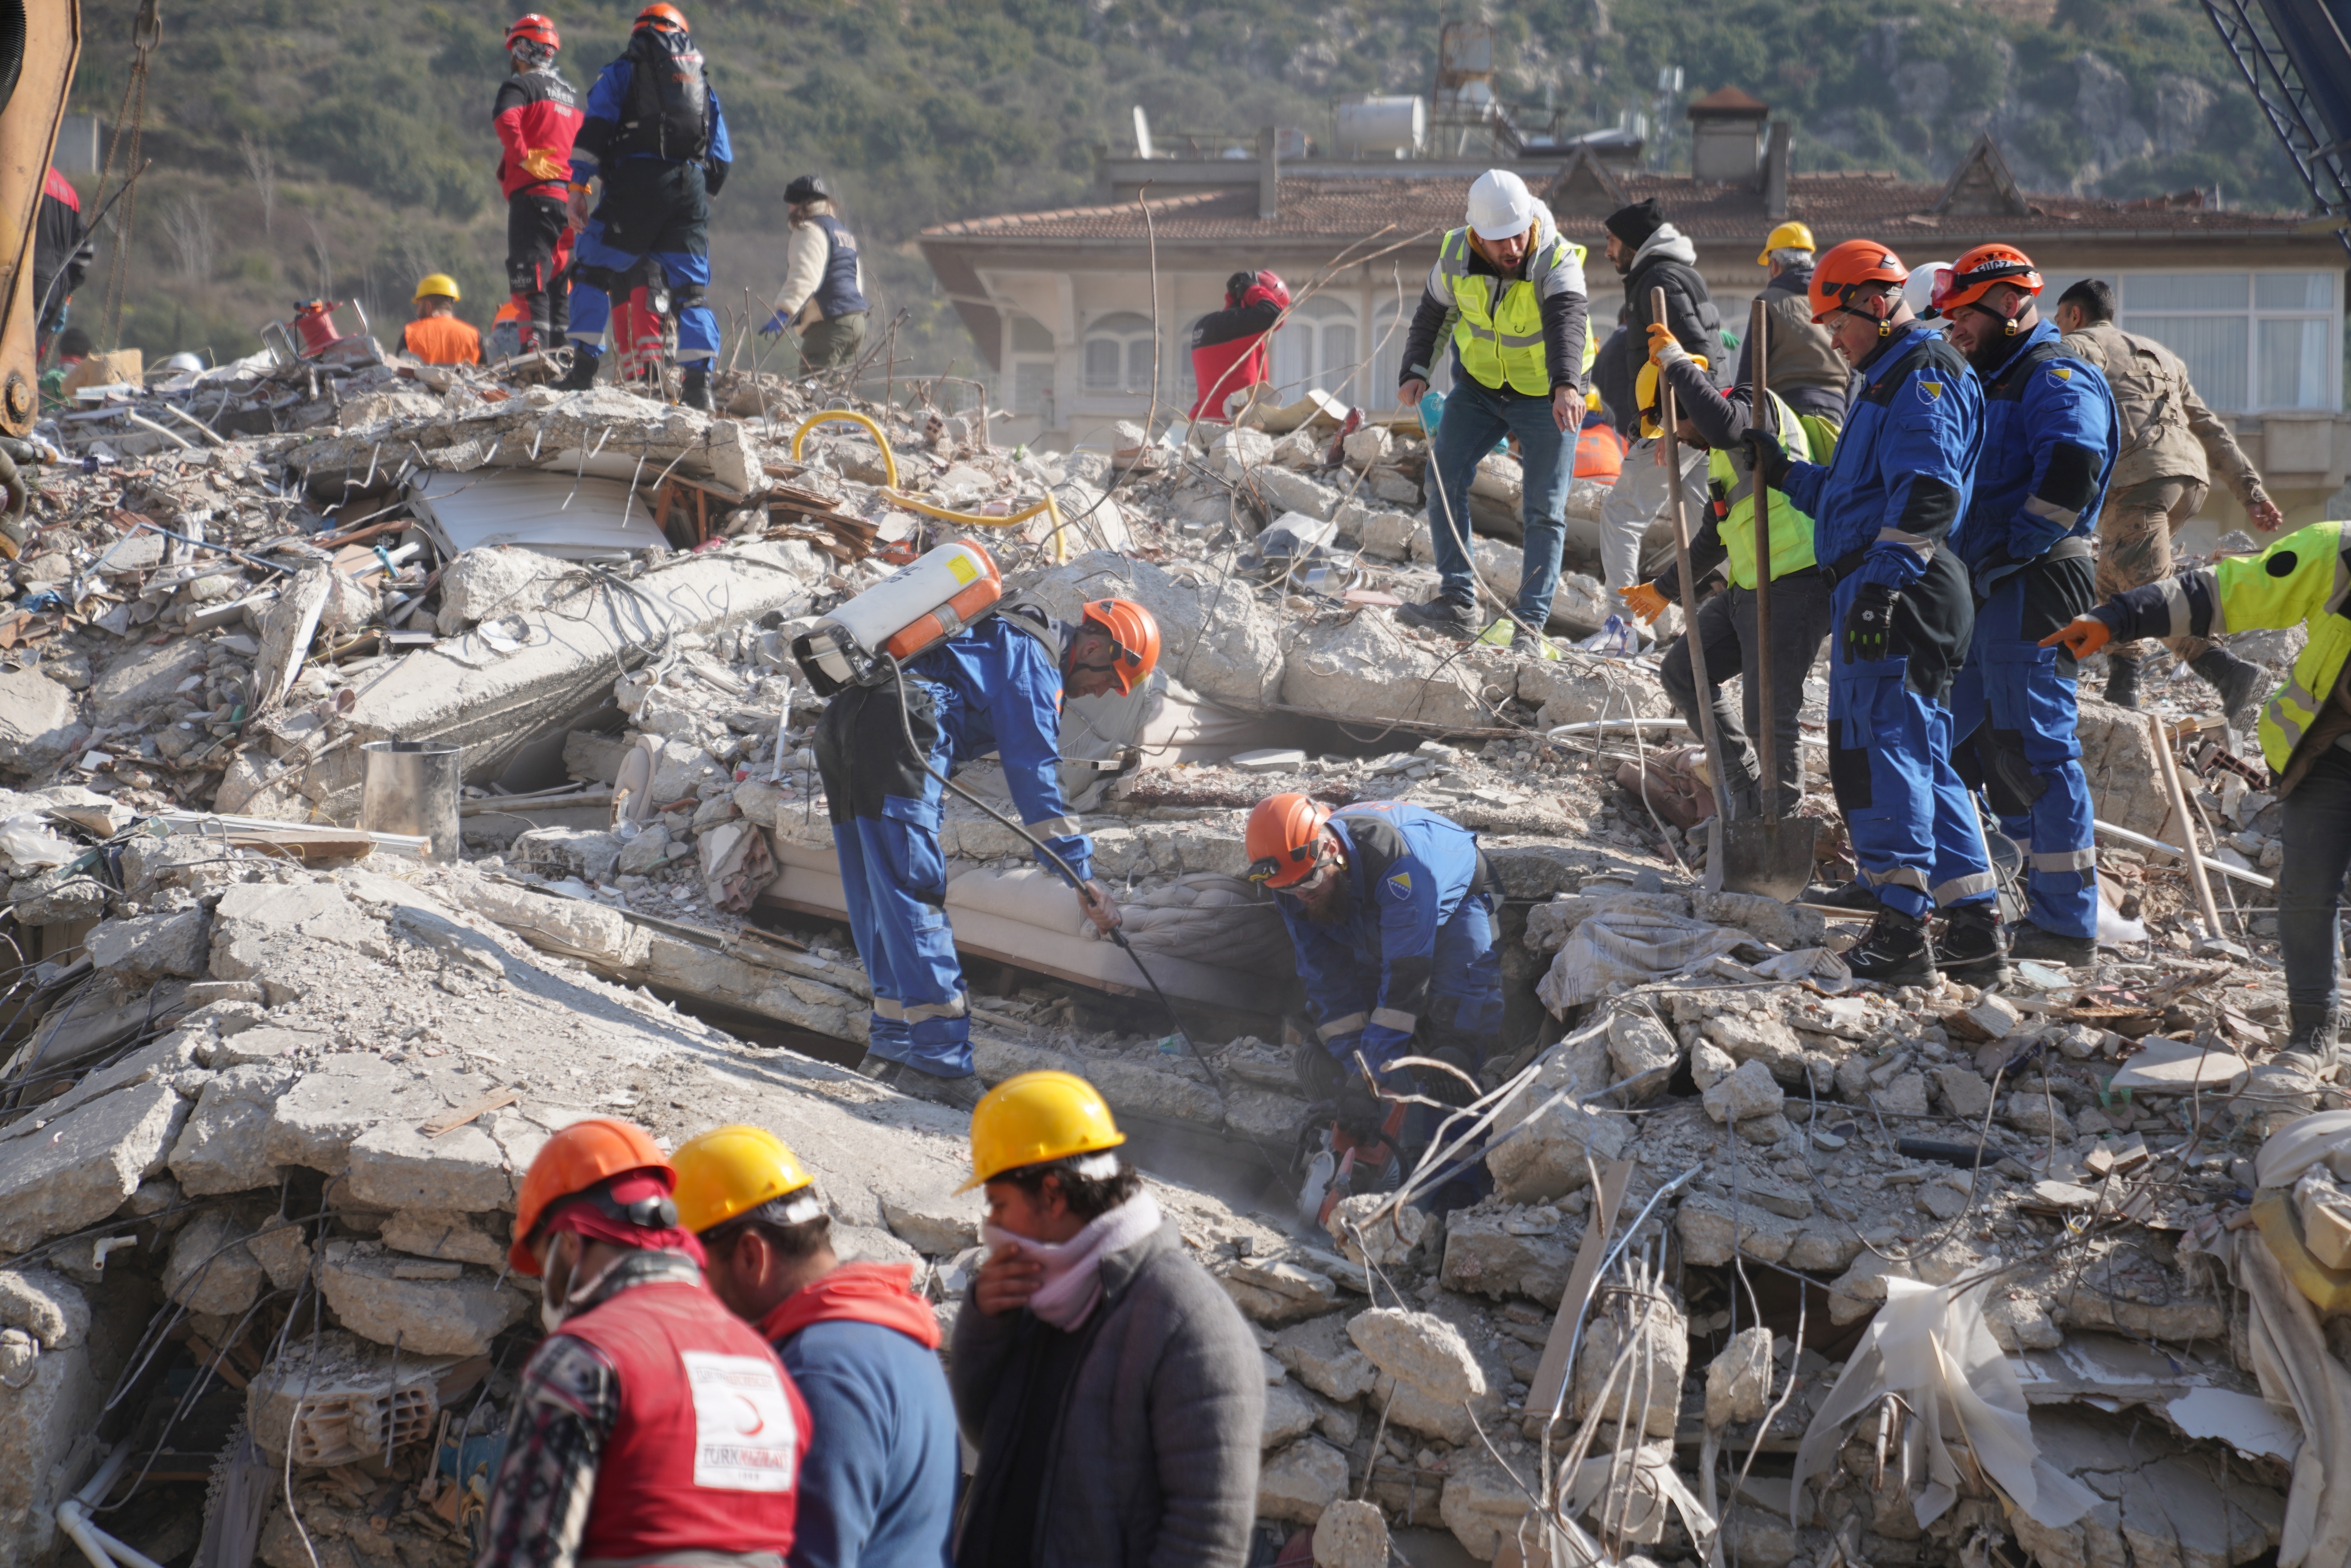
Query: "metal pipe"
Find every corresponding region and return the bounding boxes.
[2094,818,2272,889]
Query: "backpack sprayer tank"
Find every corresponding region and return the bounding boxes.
[790,538,1003,695]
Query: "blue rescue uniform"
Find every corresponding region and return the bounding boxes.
[813,611,1086,1078]
[1949,319,2118,939]
[1782,320,1997,919]
[567,39,734,365]
[1278,802,1503,1081]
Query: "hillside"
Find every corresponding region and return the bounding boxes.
[56,0,2308,383]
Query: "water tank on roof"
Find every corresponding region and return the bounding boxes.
[1337,96,1427,158]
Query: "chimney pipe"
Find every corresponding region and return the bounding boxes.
[1764,121,1791,219]
[1258,125,1280,221]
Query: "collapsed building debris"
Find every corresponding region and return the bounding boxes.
[2,348,2341,1567]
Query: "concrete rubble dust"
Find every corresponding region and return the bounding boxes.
[0,346,2340,1568]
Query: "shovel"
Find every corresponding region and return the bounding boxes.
[1651,287,1814,901]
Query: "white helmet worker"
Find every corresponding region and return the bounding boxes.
[1902,262,1951,321]
[1466,169,1538,241]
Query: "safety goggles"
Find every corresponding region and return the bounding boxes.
[1248,845,1338,898]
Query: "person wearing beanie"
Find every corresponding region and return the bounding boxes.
[761,173,872,374]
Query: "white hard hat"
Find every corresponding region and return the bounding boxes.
[1902,263,1950,320]
[161,352,204,374]
[1466,169,1537,242]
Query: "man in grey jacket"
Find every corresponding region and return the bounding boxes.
[951,1071,1263,1568]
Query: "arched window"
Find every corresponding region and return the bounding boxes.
[1271,296,1361,402]
[1083,311,1157,395]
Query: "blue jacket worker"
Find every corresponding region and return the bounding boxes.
[1748,239,1996,985]
[1247,794,1504,1155]
[1940,244,2118,966]
[675,1126,959,1568]
[554,3,733,410]
[813,596,1160,1109]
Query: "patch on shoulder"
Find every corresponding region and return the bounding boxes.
[1916,378,1943,403]
[1386,871,1413,902]
[2046,364,2073,384]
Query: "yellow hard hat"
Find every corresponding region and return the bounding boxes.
[1584,388,1601,412]
[414,273,461,303]
[1755,222,1816,268]
[959,1070,1126,1193]
[1635,354,1708,439]
[671,1124,817,1234]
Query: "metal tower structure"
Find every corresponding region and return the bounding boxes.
[2197,0,2351,258]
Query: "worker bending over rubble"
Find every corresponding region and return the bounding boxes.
[1187,268,1287,423]
[1939,245,2117,968]
[1747,240,1994,985]
[1395,168,1589,654]
[480,1118,808,1568]
[675,1125,958,1568]
[492,13,583,356]
[819,596,1160,1111]
[1247,794,1504,1206]
[554,3,732,410]
[760,174,871,374]
[953,1072,1264,1568]
[402,274,481,366]
[1618,329,1832,823]
[2045,523,2351,1069]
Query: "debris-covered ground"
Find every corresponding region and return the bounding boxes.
[0,346,2341,1568]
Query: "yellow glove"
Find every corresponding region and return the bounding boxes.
[522,146,570,182]
[2039,615,2113,659]
[1618,582,1671,625]
[1645,320,1685,368]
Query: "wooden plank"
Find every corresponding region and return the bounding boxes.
[422,1087,519,1138]
[1525,1156,1635,1424]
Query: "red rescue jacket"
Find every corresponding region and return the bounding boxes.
[756,1261,943,1349]
[560,1279,809,1564]
[493,66,584,200]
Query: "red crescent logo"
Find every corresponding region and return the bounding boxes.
[734,1394,765,1435]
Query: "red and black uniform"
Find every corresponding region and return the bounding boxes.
[1188,272,1288,422]
[494,63,584,350]
[33,167,89,347]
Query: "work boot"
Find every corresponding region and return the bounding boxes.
[1801,880,1881,916]
[552,347,600,393]
[1938,902,2009,976]
[2191,648,2266,730]
[2103,655,2142,709]
[894,1062,986,1112]
[2280,1004,2343,1073]
[2006,921,2098,966]
[1395,595,1481,640]
[680,364,713,412]
[852,1053,899,1085]
[1843,904,1935,986]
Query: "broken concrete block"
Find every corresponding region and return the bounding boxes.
[1283,612,1494,730]
[1870,1070,1930,1118]
[245,1221,316,1291]
[2003,1092,2075,1143]
[1261,1378,1318,1449]
[0,1267,89,1350]
[877,1192,980,1256]
[1699,1007,1813,1083]
[1606,1009,1681,1097]
[1438,1449,1533,1561]
[1691,889,1825,950]
[86,908,211,979]
[1325,1192,1424,1270]
[263,1055,449,1177]
[1930,1063,1994,1119]
[435,546,574,637]
[1312,1497,1389,1568]
[1703,1058,1784,1125]
[2076,697,2187,843]
[1691,1038,1737,1091]
[0,667,87,781]
[615,823,673,875]
[1515,658,1675,728]
[1572,1276,1685,1438]
[1965,992,2023,1040]
[1026,550,1284,710]
[163,1209,267,1317]
[1441,1204,1578,1301]
[1340,426,1392,470]
[0,1268,99,1565]
[1217,1257,1340,1324]
[1785,1216,1864,1274]
[169,1063,296,1195]
[10,865,109,925]
[1256,1436,1349,1526]
[1675,1193,1801,1267]
[1257,467,1342,520]
[1346,1307,1487,1403]
[317,1239,529,1355]
[1705,1325,1773,1426]
[1269,1312,1378,1402]
[1213,427,1275,480]
[0,1079,190,1251]
[344,1119,513,1213]
[1485,1094,1626,1203]
[379,1209,510,1269]
[2008,1404,2284,1568]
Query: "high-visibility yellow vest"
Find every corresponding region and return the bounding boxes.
[1437,228,1588,397]
[2198,520,2351,773]
[1704,390,1821,589]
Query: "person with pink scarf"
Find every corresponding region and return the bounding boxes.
[949,1072,1264,1567]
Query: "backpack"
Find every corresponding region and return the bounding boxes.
[617,30,711,160]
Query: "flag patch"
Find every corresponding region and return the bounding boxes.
[1917,379,1943,403]
[1386,872,1413,901]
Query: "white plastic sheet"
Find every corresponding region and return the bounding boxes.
[1538,908,1750,1012]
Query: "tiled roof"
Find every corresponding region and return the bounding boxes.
[918,170,2311,249]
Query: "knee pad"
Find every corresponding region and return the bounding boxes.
[572,262,625,295]
[673,282,708,311]
[1984,726,2048,816]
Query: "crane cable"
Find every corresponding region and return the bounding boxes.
[97,0,163,350]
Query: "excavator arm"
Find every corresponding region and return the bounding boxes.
[0,0,79,556]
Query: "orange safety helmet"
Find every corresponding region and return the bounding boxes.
[1078,599,1160,694]
[634,2,688,31]
[509,1117,676,1276]
[505,12,560,50]
[1931,243,2043,327]
[1808,239,1911,325]
[1246,792,1334,889]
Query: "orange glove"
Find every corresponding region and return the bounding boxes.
[1618,582,1671,625]
[2040,615,2113,658]
[1645,320,1685,367]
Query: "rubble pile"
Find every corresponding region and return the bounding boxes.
[1,354,2341,1568]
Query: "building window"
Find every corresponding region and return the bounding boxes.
[1273,296,1362,402]
[2108,272,2339,413]
[1083,311,1156,395]
[1003,315,1055,418]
